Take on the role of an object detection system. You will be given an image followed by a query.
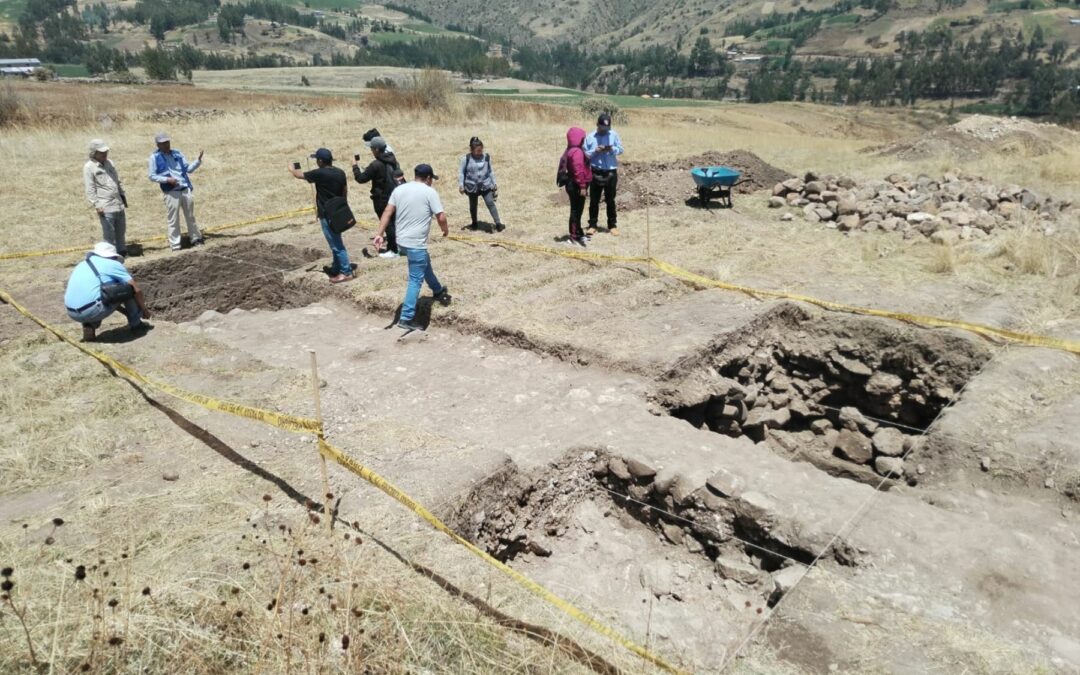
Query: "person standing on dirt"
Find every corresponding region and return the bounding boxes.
[583,113,624,236]
[83,139,128,257]
[64,242,152,342]
[559,127,592,247]
[352,136,400,258]
[458,137,504,233]
[374,164,451,332]
[289,148,354,283]
[148,132,205,251]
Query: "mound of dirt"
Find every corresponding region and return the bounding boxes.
[617,149,793,209]
[871,114,1073,160]
[133,240,324,322]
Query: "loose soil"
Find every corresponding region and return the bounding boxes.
[618,149,793,209]
[133,240,324,322]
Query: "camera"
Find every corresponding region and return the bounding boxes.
[292,162,301,170]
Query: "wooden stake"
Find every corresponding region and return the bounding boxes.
[308,349,333,535]
[645,200,652,277]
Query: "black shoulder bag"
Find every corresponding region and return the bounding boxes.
[325,196,356,234]
[85,254,135,305]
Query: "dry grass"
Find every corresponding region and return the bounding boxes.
[2,80,1080,674]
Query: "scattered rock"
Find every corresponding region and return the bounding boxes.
[706,469,744,498]
[770,565,804,600]
[834,429,874,465]
[980,456,992,472]
[715,558,761,584]
[625,458,657,480]
[872,427,906,457]
[162,471,180,482]
[874,455,904,477]
[608,457,632,481]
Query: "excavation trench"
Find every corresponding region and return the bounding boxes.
[655,304,991,487]
[448,448,855,621]
[132,240,325,322]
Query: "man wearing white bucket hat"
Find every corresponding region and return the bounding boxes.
[148,131,204,251]
[83,139,128,256]
[64,242,152,342]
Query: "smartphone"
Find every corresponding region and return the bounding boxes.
[292,162,301,170]
[354,154,360,161]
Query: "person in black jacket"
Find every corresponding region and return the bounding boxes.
[352,136,401,258]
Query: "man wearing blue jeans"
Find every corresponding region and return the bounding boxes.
[289,148,353,283]
[375,164,451,331]
[64,242,152,342]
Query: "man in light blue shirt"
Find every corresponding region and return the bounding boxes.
[64,242,152,342]
[583,113,624,236]
[148,131,205,251]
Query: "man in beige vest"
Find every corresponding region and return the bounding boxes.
[83,139,128,256]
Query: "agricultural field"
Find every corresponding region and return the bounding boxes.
[0,77,1079,673]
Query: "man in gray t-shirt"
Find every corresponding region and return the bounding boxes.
[375,164,451,331]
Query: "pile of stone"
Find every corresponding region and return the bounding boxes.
[768,171,1071,243]
[145,107,227,122]
[697,362,928,481]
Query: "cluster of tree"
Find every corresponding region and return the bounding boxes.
[725,0,896,46]
[513,37,732,91]
[382,2,433,24]
[114,0,220,42]
[744,26,1079,120]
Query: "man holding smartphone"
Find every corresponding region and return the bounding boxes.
[288,149,353,283]
[583,113,624,237]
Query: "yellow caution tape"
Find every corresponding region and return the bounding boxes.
[444,229,1080,355]
[0,289,321,434]
[0,285,686,672]
[0,207,315,261]
[317,439,687,674]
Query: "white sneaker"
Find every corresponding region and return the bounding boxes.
[378,250,398,258]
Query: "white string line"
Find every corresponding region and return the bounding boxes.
[807,401,1073,467]
[591,484,889,600]
[719,344,1008,671]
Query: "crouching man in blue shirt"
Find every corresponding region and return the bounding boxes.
[64,242,152,342]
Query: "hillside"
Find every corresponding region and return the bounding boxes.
[394,0,1080,57]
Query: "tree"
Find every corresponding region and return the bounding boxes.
[141,45,176,80]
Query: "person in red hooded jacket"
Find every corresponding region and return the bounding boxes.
[559,127,593,247]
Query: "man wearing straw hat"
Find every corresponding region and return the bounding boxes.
[64,242,152,342]
[148,131,205,251]
[83,139,128,256]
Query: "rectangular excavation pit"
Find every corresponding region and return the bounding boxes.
[131,240,325,322]
[655,304,991,487]
[447,449,846,669]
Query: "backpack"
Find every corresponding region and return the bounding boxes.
[557,149,578,188]
[464,153,492,193]
[382,158,400,197]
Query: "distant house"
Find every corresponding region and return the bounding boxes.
[0,58,42,77]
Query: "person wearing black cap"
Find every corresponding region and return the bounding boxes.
[458,137,503,232]
[374,164,451,332]
[288,148,353,283]
[583,112,624,236]
[352,135,401,257]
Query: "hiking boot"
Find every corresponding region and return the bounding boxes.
[398,319,424,331]
[463,223,478,231]
[609,227,620,236]
[495,223,505,233]
[130,322,154,336]
[329,273,355,284]
[191,238,205,247]
[81,325,96,342]
[434,288,452,307]
[586,227,598,236]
